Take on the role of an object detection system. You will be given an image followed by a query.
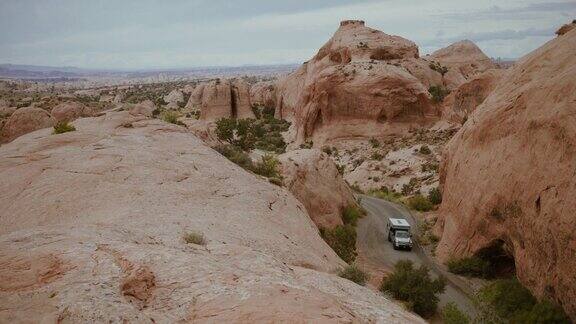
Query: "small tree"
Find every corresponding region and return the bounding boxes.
[320,225,357,263]
[380,260,446,317]
[428,187,442,205]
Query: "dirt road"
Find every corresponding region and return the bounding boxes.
[357,195,477,317]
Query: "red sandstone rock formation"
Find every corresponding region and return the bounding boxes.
[185,79,255,121]
[0,107,55,143]
[436,26,576,320]
[275,20,452,145]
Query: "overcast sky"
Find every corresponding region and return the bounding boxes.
[0,0,574,69]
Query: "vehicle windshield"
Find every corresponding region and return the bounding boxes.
[395,231,410,238]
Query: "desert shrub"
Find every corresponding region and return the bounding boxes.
[476,278,569,323]
[341,205,365,226]
[369,137,380,148]
[407,195,434,211]
[428,187,442,205]
[349,183,363,193]
[371,152,383,160]
[183,231,206,245]
[514,300,571,324]
[447,257,492,278]
[380,260,446,317]
[441,302,470,324]
[216,117,288,153]
[338,264,369,286]
[215,144,254,171]
[53,121,76,134]
[368,188,403,204]
[300,141,313,149]
[268,177,283,186]
[401,178,418,195]
[419,145,432,155]
[161,111,185,125]
[429,61,449,76]
[322,146,334,155]
[253,154,281,178]
[320,225,357,264]
[429,85,450,103]
[336,164,345,175]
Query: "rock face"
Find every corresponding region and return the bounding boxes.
[278,149,356,229]
[0,106,16,118]
[50,101,92,122]
[129,100,157,117]
[275,20,444,145]
[441,69,505,123]
[187,79,255,121]
[0,111,423,323]
[556,20,575,36]
[0,107,55,143]
[436,27,576,319]
[427,40,496,90]
[250,81,277,108]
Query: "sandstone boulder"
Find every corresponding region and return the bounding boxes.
[51,101,92,122]
[163,89,184,109]
[230,79,254,119]
[190,79,255,121]
[129,100,157,117]
[0,107,55,143]
[278,149,356,229]
[441,69,505,123]
[275,20,441,146]
[436,26,576,320]
[0,111,423,323]
[250,81,277,109]
[427,40,496,89]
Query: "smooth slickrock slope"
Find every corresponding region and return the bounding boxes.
[436,27,576,320]
[0,112,423,323]
[279,149,356,229]
[250,81,277,109]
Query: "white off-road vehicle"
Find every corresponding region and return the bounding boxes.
[387,218,413,251]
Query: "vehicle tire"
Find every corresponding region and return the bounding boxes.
[388,232,392,242]
[393,244,398,250]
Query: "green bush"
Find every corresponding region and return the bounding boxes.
[216,117,289,153]
[341,205,365,226]
[215,144,254,171]
[419,145,432,155]
[447,257,492,278]
[428,187,442,205]
[368,189,403,204]
[268,177,283,186]
[53,121,76,134]
[514,300,571,324]
[371,152,383,160]
[441,302,470,324]
[476,278,569,323]
[429,85,450,103]
[253,154,281,178]
[401,178,418,195]
[320,225,357,264]
[369,137,380,148]
[380,260,446,317]
[161,111,184,125]
[407,195,434,212]
[338,264,369,286]
[183,231,206,245]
